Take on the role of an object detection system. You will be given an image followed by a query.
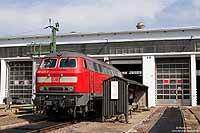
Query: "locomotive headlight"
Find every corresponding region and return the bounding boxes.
[40,87,47,91]
[65,86,74,92]
[40,87,44,91]
[68,86,74,91]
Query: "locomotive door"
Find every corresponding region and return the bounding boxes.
[89,71,95,94]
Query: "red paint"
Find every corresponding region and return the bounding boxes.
[36,56,115,96]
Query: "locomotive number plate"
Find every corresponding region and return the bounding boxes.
[51,77,60,82]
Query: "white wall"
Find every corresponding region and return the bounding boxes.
[191,55,197,106]
[143,56,156,107]
[0,60,7,104]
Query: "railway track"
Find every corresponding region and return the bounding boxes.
[1,120,73,133]
[28,122,72,133]
[188,108,200,123]
[181,107,200,132]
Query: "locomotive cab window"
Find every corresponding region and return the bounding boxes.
[59,58,76,68]
[86,60,95,71]
[41,58,57,68]
[83,60,87,69]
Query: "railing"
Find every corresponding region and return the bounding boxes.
[27,42,51,56]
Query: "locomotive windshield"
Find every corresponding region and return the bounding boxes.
[41,58,57,68]
[59,58,76,68]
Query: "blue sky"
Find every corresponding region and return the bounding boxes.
[0,0,199,37]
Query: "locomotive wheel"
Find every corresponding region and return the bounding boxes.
[73,106,77,118]
[82,105,88,117]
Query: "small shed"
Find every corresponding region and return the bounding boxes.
[102,76,148,123]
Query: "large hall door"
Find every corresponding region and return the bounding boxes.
[8,61,33,104]
[156,58,191,106]
[176,89,183,105]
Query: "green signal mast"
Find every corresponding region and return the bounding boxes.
[29,19,59,56]
[44,19,59,53]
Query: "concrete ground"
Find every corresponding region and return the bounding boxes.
[0,104,46,130]
[0,105,199,133]
[149,107,184,133]
[50,107,165,133]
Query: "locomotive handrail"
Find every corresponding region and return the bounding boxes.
[34,92,83,96]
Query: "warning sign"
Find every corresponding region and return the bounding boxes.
[111,81,118,100]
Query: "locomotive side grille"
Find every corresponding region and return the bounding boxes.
[48,87,63,91]
[40,86,74,92]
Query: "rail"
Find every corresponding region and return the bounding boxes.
[180,107,200,132]
[28,122,71,133]
[188,108,200,124]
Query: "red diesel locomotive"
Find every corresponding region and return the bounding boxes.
[34,51,122,117]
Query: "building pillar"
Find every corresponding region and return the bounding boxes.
[0,60,7,104]
[191,55,197,106]
[31,59,37,103]
[143,56,156,107]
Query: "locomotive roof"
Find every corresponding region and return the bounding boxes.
[48,51,88,58]
[46,51,120,72]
